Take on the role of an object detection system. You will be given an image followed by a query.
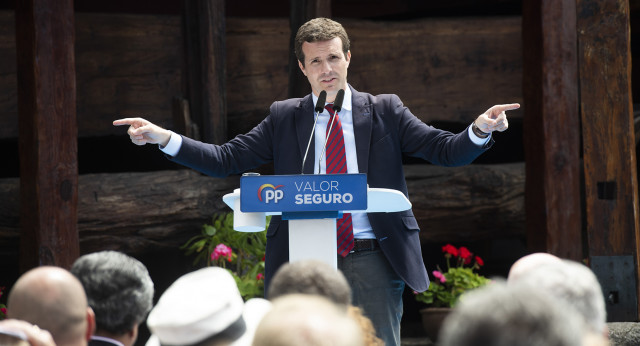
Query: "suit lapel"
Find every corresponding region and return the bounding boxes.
[295,95,316,174]
[350,86,372,173]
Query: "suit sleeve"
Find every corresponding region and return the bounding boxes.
[389,95,491,166]
[168,114,275,177]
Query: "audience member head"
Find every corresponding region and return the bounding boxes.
[253,294,363,346]
[71,250,154,346]
[0,319,56,346]
[439,280,584,346]
[507,252,562,282]
[509,258,608,338]
[267,260,352,306]
[7,266,95,346]
[346,306,383,346]
[146,267,271,346]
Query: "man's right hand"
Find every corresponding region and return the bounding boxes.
[113,118,172,147]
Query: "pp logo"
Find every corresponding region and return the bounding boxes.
[257,184,284,203]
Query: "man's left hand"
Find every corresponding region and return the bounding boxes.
[475,103,520,133]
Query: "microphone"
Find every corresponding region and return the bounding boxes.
[332,88,345,113]
[317,89,345,174]
[301,90,327,174]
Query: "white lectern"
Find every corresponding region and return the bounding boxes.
[222,173,411,269]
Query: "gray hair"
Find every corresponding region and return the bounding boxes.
[267,260,352,306]
[509,259,607,335]
[439,280,584,346]
[71,251,154,335]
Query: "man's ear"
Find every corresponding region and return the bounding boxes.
[298,60,306,76]
[85,307,96,341]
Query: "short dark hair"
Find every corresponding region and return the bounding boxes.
[71,251,154,335]
[267,260,352,306]
[295,17,350,66]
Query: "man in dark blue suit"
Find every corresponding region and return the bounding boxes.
[115,18,518,345]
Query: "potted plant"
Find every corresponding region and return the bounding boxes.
[181,212,270,300]
[414,244,490,340]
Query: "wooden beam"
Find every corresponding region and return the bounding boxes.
[0,164,524,256]
[577,0,640,321]
[287,0,331,99]
[183,0,226,144]
[522,0,582,259]
[15,0,79,271]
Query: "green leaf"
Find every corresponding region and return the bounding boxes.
[204,225,216,236]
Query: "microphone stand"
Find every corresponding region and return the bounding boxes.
[301,90,327,174]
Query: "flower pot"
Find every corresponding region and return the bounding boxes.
[419,307,452,341]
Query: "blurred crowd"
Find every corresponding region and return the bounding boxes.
[0,250,610,346]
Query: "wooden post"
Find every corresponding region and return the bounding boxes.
[183,0,226,144]
[521,0,582,260]
[288,0,331,99]
[577,0,640,321]
[15,0,79,271]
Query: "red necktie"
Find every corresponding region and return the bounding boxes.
[325,104,354,257]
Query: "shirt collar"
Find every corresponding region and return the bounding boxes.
[90,336,125,346]
[311,86,353,112]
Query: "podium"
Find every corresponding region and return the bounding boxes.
[222,173,411,269]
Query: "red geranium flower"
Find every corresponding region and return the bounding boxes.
[458,246,472,259]
[475,256,484,266]
[442,244,458,257]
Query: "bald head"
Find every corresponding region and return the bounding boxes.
[507,252,562,282]
[8,266,93,346]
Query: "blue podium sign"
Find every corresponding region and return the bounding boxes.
[240,174,367,213]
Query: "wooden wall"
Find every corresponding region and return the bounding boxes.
[0,12,523,140]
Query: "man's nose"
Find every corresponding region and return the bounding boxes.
[320,60,332,74]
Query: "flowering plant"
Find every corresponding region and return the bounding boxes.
[414,244,490,308]
[181,213,269,300]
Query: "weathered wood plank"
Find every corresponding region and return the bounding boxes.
[522,0,582,260]
[407,163,525,242]
[578,0,640,256]
[344,17,523,123]
[0,13,523,139]
[0,164,524,256]
[16,0,79,270]
[0,11,17,138]
[183,0,227,144]
[578,0,640,320]
[74,13,183,137]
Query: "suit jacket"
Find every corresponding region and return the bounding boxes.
[171,85,492,292]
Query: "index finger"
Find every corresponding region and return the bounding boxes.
[113,118,138,126]
[493,103,520,113]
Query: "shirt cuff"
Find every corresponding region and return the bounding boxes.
[468,125,491,146]
[159,131,182,156]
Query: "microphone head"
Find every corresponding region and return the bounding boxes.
[332,89,345,113]
[315,90,327,113]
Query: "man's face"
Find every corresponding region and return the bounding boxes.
[298,37,351,103]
